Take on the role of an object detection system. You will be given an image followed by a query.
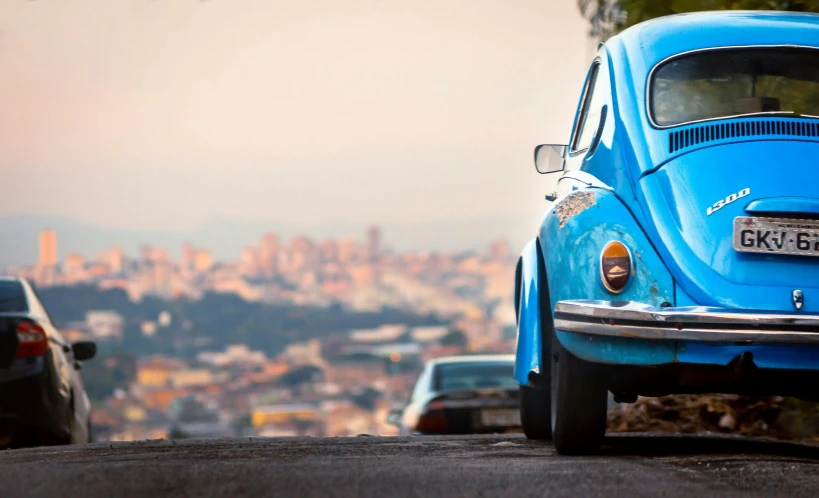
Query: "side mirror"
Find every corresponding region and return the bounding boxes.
[534,144,567,174]
[72,341,97,362]
[386,409,403,427]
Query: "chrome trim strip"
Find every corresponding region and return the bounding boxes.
[554,300,819,343]
[645,44,819,130]
[569,58,602,155]
[554,319,819,343]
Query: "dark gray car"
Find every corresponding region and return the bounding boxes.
[389,355,520,435]
[0,277,96,447]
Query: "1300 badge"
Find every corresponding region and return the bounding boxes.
[707,187,751,216]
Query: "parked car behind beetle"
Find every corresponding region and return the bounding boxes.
[389,355,520,435]
[0,277,96,447]
[515,11,819,455]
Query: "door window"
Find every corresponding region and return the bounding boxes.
[571,59,609,154]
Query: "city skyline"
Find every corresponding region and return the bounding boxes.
[12,226,515,315]
[22,224,509,269]
[0,211,538,269]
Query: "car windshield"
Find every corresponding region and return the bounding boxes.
[0,281,27,313]
[651,48,819,127]
[434,361,516,392]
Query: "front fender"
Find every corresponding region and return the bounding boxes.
[514,239,547,386]
[539,188,675,362]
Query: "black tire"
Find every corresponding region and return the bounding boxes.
[550,332,608,455]
[519,385,552,440]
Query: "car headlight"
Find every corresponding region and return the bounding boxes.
[600,241,633,293]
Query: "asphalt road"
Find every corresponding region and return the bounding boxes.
[0,433,818,497]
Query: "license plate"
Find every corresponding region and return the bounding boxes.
[479,409,520,427]
[734,217,819,257]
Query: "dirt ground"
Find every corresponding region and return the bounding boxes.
[608,395,819,443]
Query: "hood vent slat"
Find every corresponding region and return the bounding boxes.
[669,119,819,153]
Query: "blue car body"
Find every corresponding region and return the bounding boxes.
[515,11,819,404]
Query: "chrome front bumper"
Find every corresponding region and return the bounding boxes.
[554,300,819,344]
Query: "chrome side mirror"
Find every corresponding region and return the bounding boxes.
[534,144,567,174]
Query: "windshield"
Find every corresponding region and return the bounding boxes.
[651,48,819,127]
[434,361,516,392]
[0,281,27,313]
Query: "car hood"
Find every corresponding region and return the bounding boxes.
[638,139,819,311]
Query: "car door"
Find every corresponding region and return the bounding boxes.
[25,282,90,441]
[557,49,611,197]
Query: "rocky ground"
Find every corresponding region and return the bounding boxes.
[608,395,819,443]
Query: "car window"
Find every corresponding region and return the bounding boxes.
[433,361,516,391]
[410,366,430,401]
[571,59,608,153]
[0,281,28,313]
[23,282,53,325]
[651,47,819,127]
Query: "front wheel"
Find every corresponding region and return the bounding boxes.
[550,333,607,455]
[520,385,552,440]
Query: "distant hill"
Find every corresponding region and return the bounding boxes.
[0,213,540,268]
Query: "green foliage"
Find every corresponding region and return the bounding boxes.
[579,0,819,39]
[350,387,383,411]
[440,329,468,347]
[80,352,137,404]
[38,285,446,359]
[168,427,190,440]
[278,364,323,387]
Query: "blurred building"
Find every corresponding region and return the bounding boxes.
[338,237,359,264]
[64,253,85,275]
[38,228,58,267]
[181,243,195,276]
[366,226,381,262]
[259,232,280,277]
[85,310,124,340]
[193,249,215,273]
[103,246,125,274]
[197,345,267,368]
[489,239,511,261]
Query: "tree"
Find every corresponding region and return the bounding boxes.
[440,329,468,348]
[578,0,819,40]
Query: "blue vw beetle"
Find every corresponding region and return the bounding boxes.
[515,11,819,454]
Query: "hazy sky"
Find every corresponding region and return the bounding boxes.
[0,0,592,230]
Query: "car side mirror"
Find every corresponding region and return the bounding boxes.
[386,409,403,427]
[72,341,97,362]
[534,144,567,174]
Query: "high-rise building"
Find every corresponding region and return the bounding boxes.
[108,246,125,274]
[319,239,339,263]
[338,237,359,264]
[64,253,85,275]
[38,228,58,267]
[260,232,280,276]
[181,243,195,275]
[366,226,381,262]
[139,245,153,266]
[242,245,260,276]
[193,249,215,273]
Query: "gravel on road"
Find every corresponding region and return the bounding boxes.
[0,433,817,497]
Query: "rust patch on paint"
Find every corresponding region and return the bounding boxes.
[554,191,596,228]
